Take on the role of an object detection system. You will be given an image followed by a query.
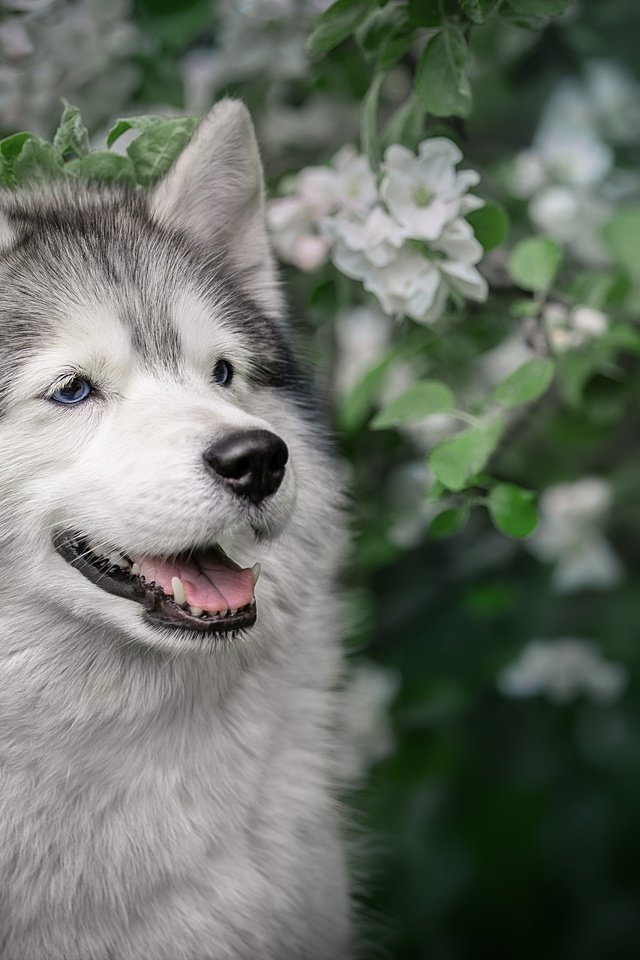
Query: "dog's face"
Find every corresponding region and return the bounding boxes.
[0,101,311,653]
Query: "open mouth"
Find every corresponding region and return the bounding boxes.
[53,532,259,635]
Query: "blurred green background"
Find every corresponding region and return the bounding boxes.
[2,0,640,957]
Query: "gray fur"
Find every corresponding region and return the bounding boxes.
[0,100,350,959]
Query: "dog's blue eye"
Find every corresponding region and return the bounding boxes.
[213,359,233,387]
[51,378,92,405]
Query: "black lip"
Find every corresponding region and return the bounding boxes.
[53,532,257,636]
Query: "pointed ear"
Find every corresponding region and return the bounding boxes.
[151,99,281,315]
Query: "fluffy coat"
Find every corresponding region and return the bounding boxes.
[0,100,350,959]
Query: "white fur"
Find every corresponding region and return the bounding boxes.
[0,101,350,959]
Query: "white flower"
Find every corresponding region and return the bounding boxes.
[267,196,331,272]
[333,243,447,323]
[330,205,486,322]
[543,302,609,352]
[510,149,547,198]
[325,146,378,216]
[572,305,608,337]
[381,139,482,241]
[271,137,488,321]
[267,147,378,273]
[498,639,627,704]
[505,69,639,266]
[534,121,613,189]
[529,185,612,265]
[529,478,622,592]
[329,206,407,269]
[432,219,488,302]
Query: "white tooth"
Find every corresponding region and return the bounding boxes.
[131,562,141,576]
[217,536,234,557]
[107,552,127,569]
[251,563,261,585]
[190,605,203,616]
[171,576,186,606]
[229,608,237,616]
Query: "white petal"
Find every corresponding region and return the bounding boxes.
[439,261,488,301]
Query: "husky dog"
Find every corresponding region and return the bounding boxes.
[0,100,350,960]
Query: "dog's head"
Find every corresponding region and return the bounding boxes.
[0,100,325,653]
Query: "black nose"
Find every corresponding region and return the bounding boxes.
[203,429,288,504]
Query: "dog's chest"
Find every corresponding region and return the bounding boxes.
[0,675,347,959]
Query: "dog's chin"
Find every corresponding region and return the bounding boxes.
[52,530,262,641]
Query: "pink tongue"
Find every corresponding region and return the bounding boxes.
[137,553,254,612]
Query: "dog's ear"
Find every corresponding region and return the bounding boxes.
[151,99,281,315]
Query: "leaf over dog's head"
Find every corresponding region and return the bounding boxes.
[151,98,281,317]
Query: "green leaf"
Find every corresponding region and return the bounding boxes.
[339,352,395,433]
[488,483,537,538]
[106,114,195,148]
[467,202,509,251]
[601,208,640,279]
[416,25,472,119]
[1,132,34,161]
[494,357,555,408]
[107,117,150,148]
[555,343,612,408]
[357,5,415,68]
[382,94,426,152]
[509,236,562,292]
[123,117,199,186]
[407,0,444,26]
[430,419,503,491]
[510,298,539,318]
[376,28,416,68]
[65,152,136,185]
[306,0,370,56]
[361,73,384,172]
[12,139,63,185]
[0,152,13,187]
[371,379,455,429]
[568,270,629,309]
[430,506,470,539]
[53,99,90,159]
[0,133,35,187]
[425,478,446,502]
[357,5,405,54]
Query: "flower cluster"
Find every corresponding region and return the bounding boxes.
[498,638,627,704]
[268,139,488,324]
[509,60,640,265]
[0,0,139,136]
[528,478,622,593]
[542,302,609,353]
